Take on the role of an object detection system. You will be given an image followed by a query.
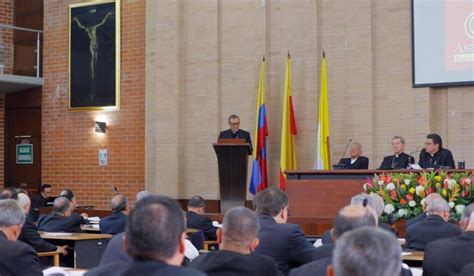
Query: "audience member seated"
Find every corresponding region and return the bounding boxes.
[85,195,204,276]
[289,205,376,276]
[369,193,399,236]
[100,195,129,234]
[136,190,150,202]
[38,197,83,233]
[322,193,395,245]
[190,207,281,276]
[423,204,474,276]
[0,187,19,200]
[253,187,316,274]
[337,142,369,169]
[0,199,43,276]
[99,232,130,265]
[405,193,442,228]
[329,227,402,276]
[405,198,461,251]
[60,189,89,224]
[30,184,53,222]
[18,193,68,255]
[186,195,217,241]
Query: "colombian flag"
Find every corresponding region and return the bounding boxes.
[280,53,297,190]
[250,57,268,195]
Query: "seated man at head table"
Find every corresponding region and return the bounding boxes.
[99,194,129,235]
[419,133,455,169]
[37,197,84,233]
[190,207,281,276]
[379,136,415,169]
[337,142,369,169]
[0,199,43,276]
[423,203,474,276]
[86,195,205,276]
[405,197,461,251]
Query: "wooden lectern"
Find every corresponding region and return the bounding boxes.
[213,139,251,213]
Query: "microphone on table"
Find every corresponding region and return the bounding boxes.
[338,139,353,164]
[406,150,420,169]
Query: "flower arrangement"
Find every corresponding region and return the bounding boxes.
[364,171,473,222]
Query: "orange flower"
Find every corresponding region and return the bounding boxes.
[400,199,407,205]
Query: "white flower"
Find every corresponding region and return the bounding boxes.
[398,209,409,217]
[363,183,368,191]
[384,204,395,215]
[420,198,426,207]
[415,186,425,196]
[386,183,396,191]
[449,202,455,209]
[404,179,411,185]
[466,178,472,185]
[378,180,385,186]
[455,204,466,215]
[448,179,457,189]
[409,200,416,207]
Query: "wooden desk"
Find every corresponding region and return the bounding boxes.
[402,251,424,261]
[40,233,112,269]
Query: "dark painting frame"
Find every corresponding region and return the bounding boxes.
[69,0,120,110]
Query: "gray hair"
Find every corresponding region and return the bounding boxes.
[333,205,377,240]
[111,195,128,213]
[461,203,474,223]
[0,199,26,227]
[253,187,288,217]
[188,196,206,208]
[222,207,259,248]
[333,227,401,276]
[18,193,31,209]
[53,197,71,215]
[351,194,376,213]
[126,195,185,260]
[136,191,150,202]
[427,198,450,215]
[369,193,385,217]
[392,136,406,144]
[350,142,363,151]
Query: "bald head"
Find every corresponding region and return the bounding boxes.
[333,205,377,241]
[18,193,31,214]
[111,195,128,213]
[222,207,259,249]
[53,197,71,216]
[423,193,442,212]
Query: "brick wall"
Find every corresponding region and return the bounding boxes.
[0,0,13,74]
[42,0,145,208]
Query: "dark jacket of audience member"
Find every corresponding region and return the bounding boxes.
[405,214,461,251]
[99,232,131,265]
[19,214,57,252]
[100,212,127,235]
[405,212,426,229]
[190,250,281,276]
[0,231,43,276]
[186,211,217,241]
[460,262,474,276]
[255,214,316,274]
[38,213,83,233]
[423,231,474,276]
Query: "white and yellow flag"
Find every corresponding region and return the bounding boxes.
[315,52,330,169]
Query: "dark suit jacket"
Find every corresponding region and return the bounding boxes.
[338,156,369,169]
[460,262,474,276]
[405,214,462,251]
[100,232,131,265]
[186,211,217,241]
[0,231,43,276]
[218,129,253,154]
[86,259,205,276]
[29,194,48,222]
[19,214,57,252]
[255,215,316,275]
[405,212,426,229]
[189,250,282,276]
[38,213,83,233]
[322,221,397,246]
[423,231,474,276]
[313,244,334,261]
[321,230,333,244]
[419,148,455,169]
[99,212,127,235]
[288,257,332,276]
[379,153,415,170]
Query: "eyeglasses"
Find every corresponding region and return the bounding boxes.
[230,122,240,126]
[424,142,434,146]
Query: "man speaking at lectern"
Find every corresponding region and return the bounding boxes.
[218,114,252,153]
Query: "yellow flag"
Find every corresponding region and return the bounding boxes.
[315,52,330,169]
[280,53,297,190]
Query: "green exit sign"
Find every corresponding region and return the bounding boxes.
[16,144,33,164]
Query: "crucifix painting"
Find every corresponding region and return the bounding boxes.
[69,0,120,110]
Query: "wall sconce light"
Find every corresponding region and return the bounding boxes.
[95,121,107,133]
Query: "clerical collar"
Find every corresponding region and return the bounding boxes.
[394,155,399,158]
